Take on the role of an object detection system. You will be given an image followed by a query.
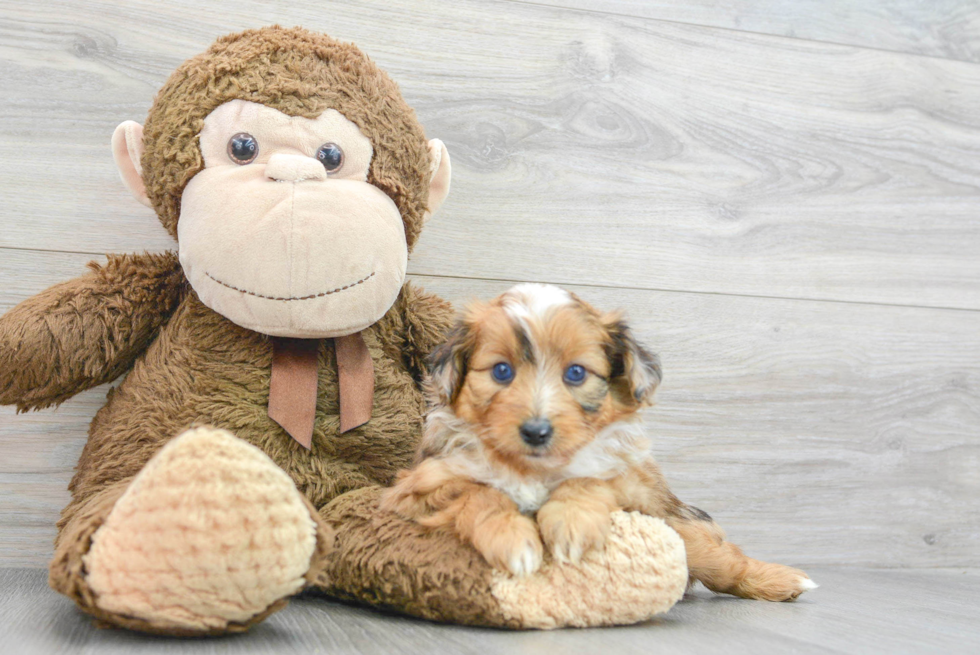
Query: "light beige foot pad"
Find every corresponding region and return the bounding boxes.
[490,512,689,629]
[83,426,319,632]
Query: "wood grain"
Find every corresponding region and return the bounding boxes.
[513,0,980,64]
[0,1,978,308]
[0,567,977,654]
[2,251,978,569]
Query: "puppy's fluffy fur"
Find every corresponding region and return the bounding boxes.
[382,283,815,601]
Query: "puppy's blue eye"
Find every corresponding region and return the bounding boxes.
[491,362,514,383]
[563,364,587,386]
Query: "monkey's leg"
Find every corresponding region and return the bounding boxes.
[315,486,689,629]
[49,426,332,635]
[666,512,815,602]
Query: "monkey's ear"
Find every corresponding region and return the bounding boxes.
[603,313,662,406]
[425,138,452,220]
[111,121,152,208]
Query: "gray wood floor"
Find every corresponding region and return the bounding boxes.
[2,567,978,655]
[0,0,979,650]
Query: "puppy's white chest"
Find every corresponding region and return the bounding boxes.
[442,448,554,513]
[497,478,551,514]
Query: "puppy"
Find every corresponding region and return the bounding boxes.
[382,283,815,601]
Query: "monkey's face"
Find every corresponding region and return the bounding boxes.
[171,99,407,338]
[112,29,452,339]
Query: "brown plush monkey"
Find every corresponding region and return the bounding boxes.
[0,26,688,635]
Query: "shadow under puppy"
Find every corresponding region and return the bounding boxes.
[382,283,815,601]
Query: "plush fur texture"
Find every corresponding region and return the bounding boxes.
[0,252,186,411]
[318,487,689,629]
[57,271,450,528]
[488,511,687,628]
[82,426,325,633]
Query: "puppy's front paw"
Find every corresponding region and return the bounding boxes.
[537,499,612,563]
[472,513,543,577]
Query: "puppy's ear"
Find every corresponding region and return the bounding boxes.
[426,320,474,405]
[604,313,662,406]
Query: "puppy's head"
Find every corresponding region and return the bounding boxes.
[426,283,661,473]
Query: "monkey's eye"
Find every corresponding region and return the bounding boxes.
[563,364,587,386]
[227,133,258,165]
[491,362,515,384]
[316,142,344,173]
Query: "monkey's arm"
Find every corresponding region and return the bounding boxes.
[380,281,456,385]
[0,251,185,411]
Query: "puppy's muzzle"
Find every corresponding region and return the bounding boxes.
[519,418,553,447]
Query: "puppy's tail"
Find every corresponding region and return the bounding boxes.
[666,505,815,602]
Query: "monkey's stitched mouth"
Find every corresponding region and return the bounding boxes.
[204,271,375,302]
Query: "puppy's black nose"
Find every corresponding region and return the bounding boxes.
[520,418,553,446]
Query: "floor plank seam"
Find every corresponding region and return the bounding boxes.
[4,245,977,314]
[410,271,980,314]
[496,0,980,67]
[0,245,150,258]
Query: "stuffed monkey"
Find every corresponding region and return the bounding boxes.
[0,26,688,635]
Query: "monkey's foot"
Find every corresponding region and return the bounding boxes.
[81,426,331,634]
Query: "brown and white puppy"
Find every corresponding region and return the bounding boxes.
[382,283,815,601]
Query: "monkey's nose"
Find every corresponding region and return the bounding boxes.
[520,418,553,447]
[265,153,327,183]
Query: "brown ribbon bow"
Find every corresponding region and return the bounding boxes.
[268,333,374,449]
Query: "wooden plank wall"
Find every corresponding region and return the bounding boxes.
[0,0,977,569]
[524,0,980,63]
